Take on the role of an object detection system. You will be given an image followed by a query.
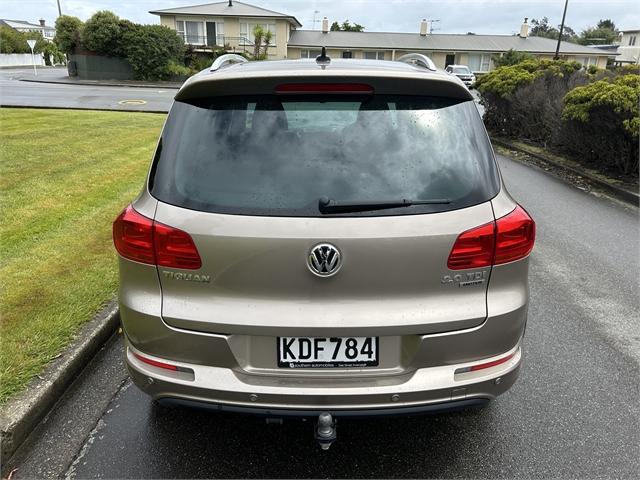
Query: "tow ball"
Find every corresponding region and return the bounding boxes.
[315,412,337,450]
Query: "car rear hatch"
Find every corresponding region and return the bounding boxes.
[149,72,500,337]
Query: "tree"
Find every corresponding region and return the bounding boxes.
[530,17,577,42]
[54,15,83,54]
[577,19,619,45]
[81,11,122,56]
[0,26,30,53]
[251,25,272,60]
[330,20,364,32]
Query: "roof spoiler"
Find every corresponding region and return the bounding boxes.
[396,53,437,71]
[210,54,248,72]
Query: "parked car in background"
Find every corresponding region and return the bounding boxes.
[113,52,534,450]
[446,64,476,88]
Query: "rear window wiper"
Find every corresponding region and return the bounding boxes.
[318,196,451,214]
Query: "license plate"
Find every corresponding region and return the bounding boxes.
[277,336,379,368]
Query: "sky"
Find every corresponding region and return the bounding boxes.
[2,0,639,34]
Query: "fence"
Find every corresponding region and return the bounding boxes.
[0,53,45,67]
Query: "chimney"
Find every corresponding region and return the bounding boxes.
[39,18,46,26]
[322,17,329,34]
[519,17,529,38]
[420,19,428,36]
[228,0,232,6]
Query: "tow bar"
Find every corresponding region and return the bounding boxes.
[315,412,337,450]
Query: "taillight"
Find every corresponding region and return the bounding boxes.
[113,205,201,269]
[494,205,536,265]
[113,205,155,265]
[447,222,495,270]
[275,83,374,95]
[447,205,535,270]
[154,222,201,269]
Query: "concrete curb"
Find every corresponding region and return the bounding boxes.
[20,77,182,89]
[491,138,639,207]
[0,300,120,464]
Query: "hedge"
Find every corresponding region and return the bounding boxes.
[477,60,639,176]
[54,11,185,81]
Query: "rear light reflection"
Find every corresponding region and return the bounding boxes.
[113,205,201,269]
[447,205,535,270]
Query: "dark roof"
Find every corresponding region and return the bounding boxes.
[288,30,609,55]
[149,1,301,27]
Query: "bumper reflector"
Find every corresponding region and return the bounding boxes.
[455,351,517,374]
[133,351,182,372]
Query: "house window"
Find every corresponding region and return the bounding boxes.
[363,51,385,60]
[468,53,491,72]
[629,35,637,46]
[342,51,353,59]
[240,23,276,45]
[176,20,223,46]
[300,49,321,59]
[578,56,599,67]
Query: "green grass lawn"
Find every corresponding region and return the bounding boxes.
[0,108,165,404]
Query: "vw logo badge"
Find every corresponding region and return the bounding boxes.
[308,243,342,277]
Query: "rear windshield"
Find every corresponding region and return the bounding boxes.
[151,95,499,217]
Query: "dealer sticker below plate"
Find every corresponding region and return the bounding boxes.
[277,336,379,368]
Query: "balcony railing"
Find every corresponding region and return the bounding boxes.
[181,35,258,53]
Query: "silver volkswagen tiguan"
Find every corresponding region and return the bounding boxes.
[113,53,535,448]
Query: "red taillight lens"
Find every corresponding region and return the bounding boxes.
[447,205,535,270]
[494,205,535,265]
[447,222,495,270]
[113,205,155,265]
[154,221,201,269]
[275,83,374,95]
[113,205,201,270]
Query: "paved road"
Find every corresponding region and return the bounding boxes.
[0,68,174,112]
[0,68,485,115]
[7,154,638,479]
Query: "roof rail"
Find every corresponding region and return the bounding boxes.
[210,54,248,72]
[396,53,437,71]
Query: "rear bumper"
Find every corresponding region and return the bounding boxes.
[158,397,490,418]
[126,339,521,414]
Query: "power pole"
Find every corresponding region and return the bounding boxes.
[554,0,569,60]
[56,0,62,17]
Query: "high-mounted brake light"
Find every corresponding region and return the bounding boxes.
[447,205,535,270]
[275,83,374,95]
[113,205,201,269]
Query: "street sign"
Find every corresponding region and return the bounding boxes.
[27,39,36,50]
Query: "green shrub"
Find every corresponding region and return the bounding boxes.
[561,75,639,174]
[493,49,535,67]
[54,15,83,54]
[81,11,122,56]
[0,28,62,64]
[166,60,191,77]
[121,24,184,80]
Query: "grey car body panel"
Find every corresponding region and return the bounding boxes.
[119,58,529,412]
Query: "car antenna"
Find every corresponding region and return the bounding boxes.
[316,47,331,65]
